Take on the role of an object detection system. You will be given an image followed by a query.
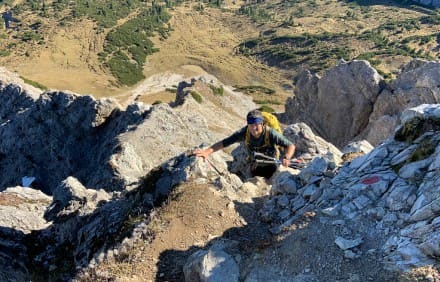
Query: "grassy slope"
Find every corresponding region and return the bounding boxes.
[234,0,439,79]
[0,0,438,102]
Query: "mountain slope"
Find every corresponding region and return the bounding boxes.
[0,62,439,281]
[1,0,438,107]
[78,104,440,282]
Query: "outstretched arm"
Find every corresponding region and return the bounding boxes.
[194,141,224,160]
[194,126,247,160]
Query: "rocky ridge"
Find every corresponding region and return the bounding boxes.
[0,68,255,281]
[0,63,438,281]
[284,59,440,147]
[181,103,439,281]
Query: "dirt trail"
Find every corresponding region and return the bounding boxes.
[84,182,262,281]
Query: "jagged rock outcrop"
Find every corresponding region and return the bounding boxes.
[0,70,255,280]
[0,74,123,193]
[283,122,342,159]
[360,60,440,145]
[1,65,439,281]
[0,74,254,194]
[284,59,440,147]
[111,79,254,191]
[284,60,384,147]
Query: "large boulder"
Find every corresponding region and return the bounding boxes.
[283,122,342,160]
[359,60,440,145]
[0,186,53,281]
[183,247,240,282]
[0,186,52,233]
[284,60,384,148]
[285,59,440,148]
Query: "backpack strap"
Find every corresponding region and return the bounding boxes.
[265,126,280,159]
[263,125,271,147]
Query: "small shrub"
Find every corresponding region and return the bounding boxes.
[20,76,48,90]
[258,105,275,113]
[395,117,425,142]
[409,140,436,162]
[237,5,272,23]
[20,31,43,42]
[391,137,436,174]
[234,85,275,95]
[165,88,177,93]
[209,84,224,96]
[0,50,11,57]
[190,91,203,103]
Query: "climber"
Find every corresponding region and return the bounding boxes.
[194,109,296,178]
[2,8,19,29]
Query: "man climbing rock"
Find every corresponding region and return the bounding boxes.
[194,109,296,178]
[2,8,19,29]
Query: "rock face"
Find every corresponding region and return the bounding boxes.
[284,60,384,147]
[284,59,440,147]
[360,60,440,145]
[264,104,440,273]
[181,104,440,281]
[0,75,254,194]
[0,71,255,280]
[0,73,122,193]
[0,66,439,281]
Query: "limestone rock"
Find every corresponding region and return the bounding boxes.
[183,248,239,282]
[285,60,440,148]
[0,186,52,233]
[283,122,342,159]
[284,60,383,147]
[360,60,440,145]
